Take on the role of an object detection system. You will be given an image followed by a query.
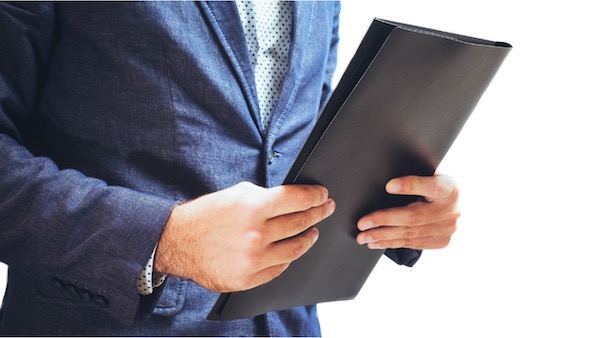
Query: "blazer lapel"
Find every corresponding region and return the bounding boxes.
[196,1,263,133]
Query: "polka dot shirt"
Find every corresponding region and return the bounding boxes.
[236,0,292,131]
[137,245,166,296]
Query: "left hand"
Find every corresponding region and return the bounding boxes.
[356,174,460,250]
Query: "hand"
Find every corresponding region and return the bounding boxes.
[356,174,459,250]
[154,182,335,293]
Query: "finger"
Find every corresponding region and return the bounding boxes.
[244,262,291,291]
[356,219,457,245]
[365,235,453,250]
[266,199,335,242]
[357,201,460,231]
[260,226,320,270]
[226,262,292,292]
[265,184,330,217]
[386,174,458,201]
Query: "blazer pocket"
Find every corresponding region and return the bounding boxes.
[152,276,188,317]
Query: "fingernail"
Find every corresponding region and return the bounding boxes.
[328,199,336,214]
[368,242,382,249]
[322,187,330,203]
[358,235,373,245]
[358,220,374,231]
[386,180,402,193]
[311,228,320,244]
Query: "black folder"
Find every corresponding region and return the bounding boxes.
[208,18,511,321]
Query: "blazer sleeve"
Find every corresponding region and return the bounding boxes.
[0,3,176,325]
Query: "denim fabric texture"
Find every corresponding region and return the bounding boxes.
[0,1,420,336]
[0,2,339,335]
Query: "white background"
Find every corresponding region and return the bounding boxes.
[319,1,600,337]
[2,1,599,336]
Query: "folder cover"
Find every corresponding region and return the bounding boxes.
[208,18,511,320]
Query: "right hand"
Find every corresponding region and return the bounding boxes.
[154,182,335,293]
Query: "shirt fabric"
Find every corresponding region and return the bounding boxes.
[236,0,292,130]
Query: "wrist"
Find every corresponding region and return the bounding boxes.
[154,203,190,277]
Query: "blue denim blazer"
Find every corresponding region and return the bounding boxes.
[0,1,340,335]
[0,1,418,336]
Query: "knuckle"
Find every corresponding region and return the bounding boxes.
[407,176,421,192]
[296,185,326,209]
[234,197,264,219]
[283,213,309,237]
[289,238,310,260]
[235,182,265,201]
[403,226,417,238]
[296,185,316,208]
[295,210,311,228]
[401,238,415,249]
[232,182,258,200]
[236,181,257,191]
[239,253,260,273]
[244,229,266,246]
[403,209,421,226]
[292,208,321,232]
[290,242,305,260]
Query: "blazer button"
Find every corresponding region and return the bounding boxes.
[65,283,79,298]
[78,289,93,302]
[268,149,281,165]
[92,295,109,308]
[51,277,65,290]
